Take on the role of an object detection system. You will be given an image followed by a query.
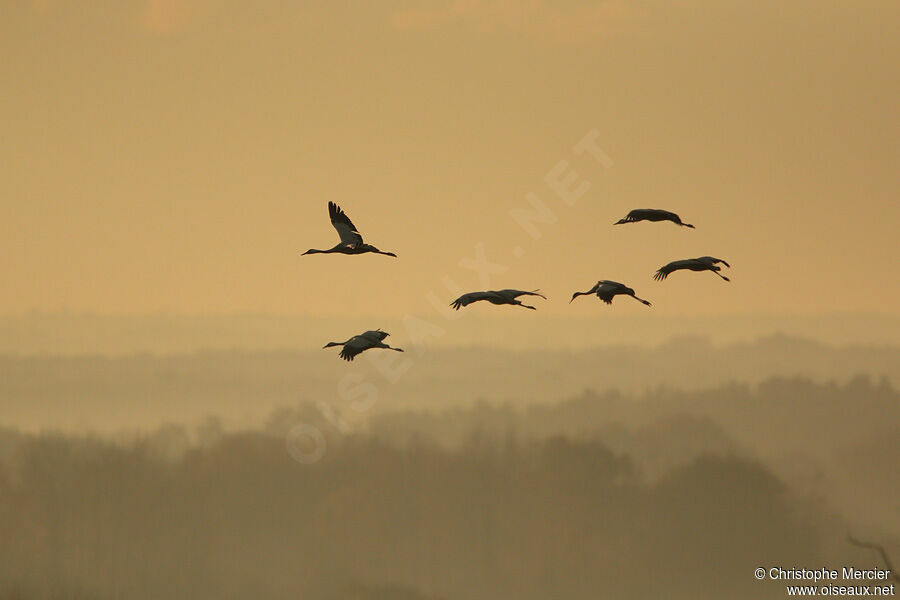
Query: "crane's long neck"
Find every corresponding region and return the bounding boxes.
[323,340,346,348]
[570,290,594,303]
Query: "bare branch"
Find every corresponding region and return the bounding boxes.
[848,535,898,582]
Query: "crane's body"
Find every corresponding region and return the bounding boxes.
[654,256,731,281]
[450,289,546,311]
[570,280,652,306]
[302,202,397,257]
[615,208,694,228]
[323,329,404,361]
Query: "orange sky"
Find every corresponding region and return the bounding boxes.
[1,1,897,319]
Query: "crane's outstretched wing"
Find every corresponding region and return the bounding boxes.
[339,335,369,361]
[616,208,692,227]
[360,330,389,342]
[450,292,489,310]
[499,289,546,300]
[328,202,364,246]
[653,260,687,281]
[635,209,656,219]
[615,209,646,224]
[596,281,625,303]
[616,208,669,223]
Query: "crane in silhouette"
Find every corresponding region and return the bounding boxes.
[614,209,694,228]
[570,280,652,306]
[302,202,397,257]
[323,330,404,362]
[450,289,546,311]
[654,256,731,281]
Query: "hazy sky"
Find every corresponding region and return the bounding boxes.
[2,1,897,319]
